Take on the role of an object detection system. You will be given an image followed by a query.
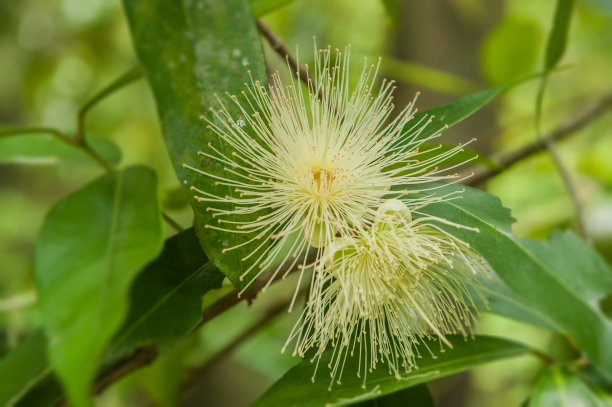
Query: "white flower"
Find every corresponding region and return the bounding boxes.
[183,43,476,303]
[285,200,487,388]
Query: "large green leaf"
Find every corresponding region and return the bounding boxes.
[34,166,164,407]
[0,331,48,406]
[254,336,527,407]
[123,0,269,289]
[13,230,223,406]
[530,366,606,407]
[108,228,224,360]
[415,184,612,380]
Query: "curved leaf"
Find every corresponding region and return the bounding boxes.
[123,0,269,288]
[530,366,606,407]
[0,331,48,407]
[254,336,527,407]
[34,166,164,407]
[109,228,224,360]
[414,184,612,381]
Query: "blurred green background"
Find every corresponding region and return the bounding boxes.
[1,0,612,405]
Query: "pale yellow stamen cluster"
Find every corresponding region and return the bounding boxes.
[184,43,477,310]
[285,200,487,389]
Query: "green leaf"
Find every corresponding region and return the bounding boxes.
[480,17,542,86]
[14,229,222,406]
[34,166,164,407]
[477,276,561,332]
[251,0,294,17]
[384,143,499,176]
[400,88,502,147]
[545,0,575,69]
[0,132,120,167]
[530,366,606,407]
[0,331,48,406]
[123,0,269,288]
[414,184,612,381]
[352,385,434,407]
[108,228,224,360]
[254,336,527,407]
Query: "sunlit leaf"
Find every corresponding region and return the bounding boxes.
[480,17,541,85]
[35,166,164,407]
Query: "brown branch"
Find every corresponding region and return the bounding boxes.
[467,91,612,186]
[70,257,311,406]
[181,293,302,402]
[256,19,310,86]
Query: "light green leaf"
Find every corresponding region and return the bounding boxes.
[0,132,120,167]
[35,166,164,407]
[530,366,606,407]
[414,184,612,381]
[0,331,49,407]
[123,0,269,288]
[251,0,294,16]
[480,17,541,85]
[254,336,527,407]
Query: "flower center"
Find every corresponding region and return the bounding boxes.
[311,167,335,193]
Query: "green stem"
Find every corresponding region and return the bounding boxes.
[76,66,143,143]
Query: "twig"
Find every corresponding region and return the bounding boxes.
[76,258,309,405]
[76,67,142,143]
[180,293,302,402]
[256,19,310,85]
[467,91,612,186]
[1,127,183,232]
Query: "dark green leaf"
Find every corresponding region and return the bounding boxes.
[545,0,575,69]
[0,331,48,406]
[384,143,499,176]
[254,336,527,407]
[35,166,164,407]
[124,0,269,288]
[353,384,434,407]
[251,0,294,17]
[109,228,224,360]
[477,276,561,332]
[415,184,612,381]
[400,88,502,147]
[530,366,606,407]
